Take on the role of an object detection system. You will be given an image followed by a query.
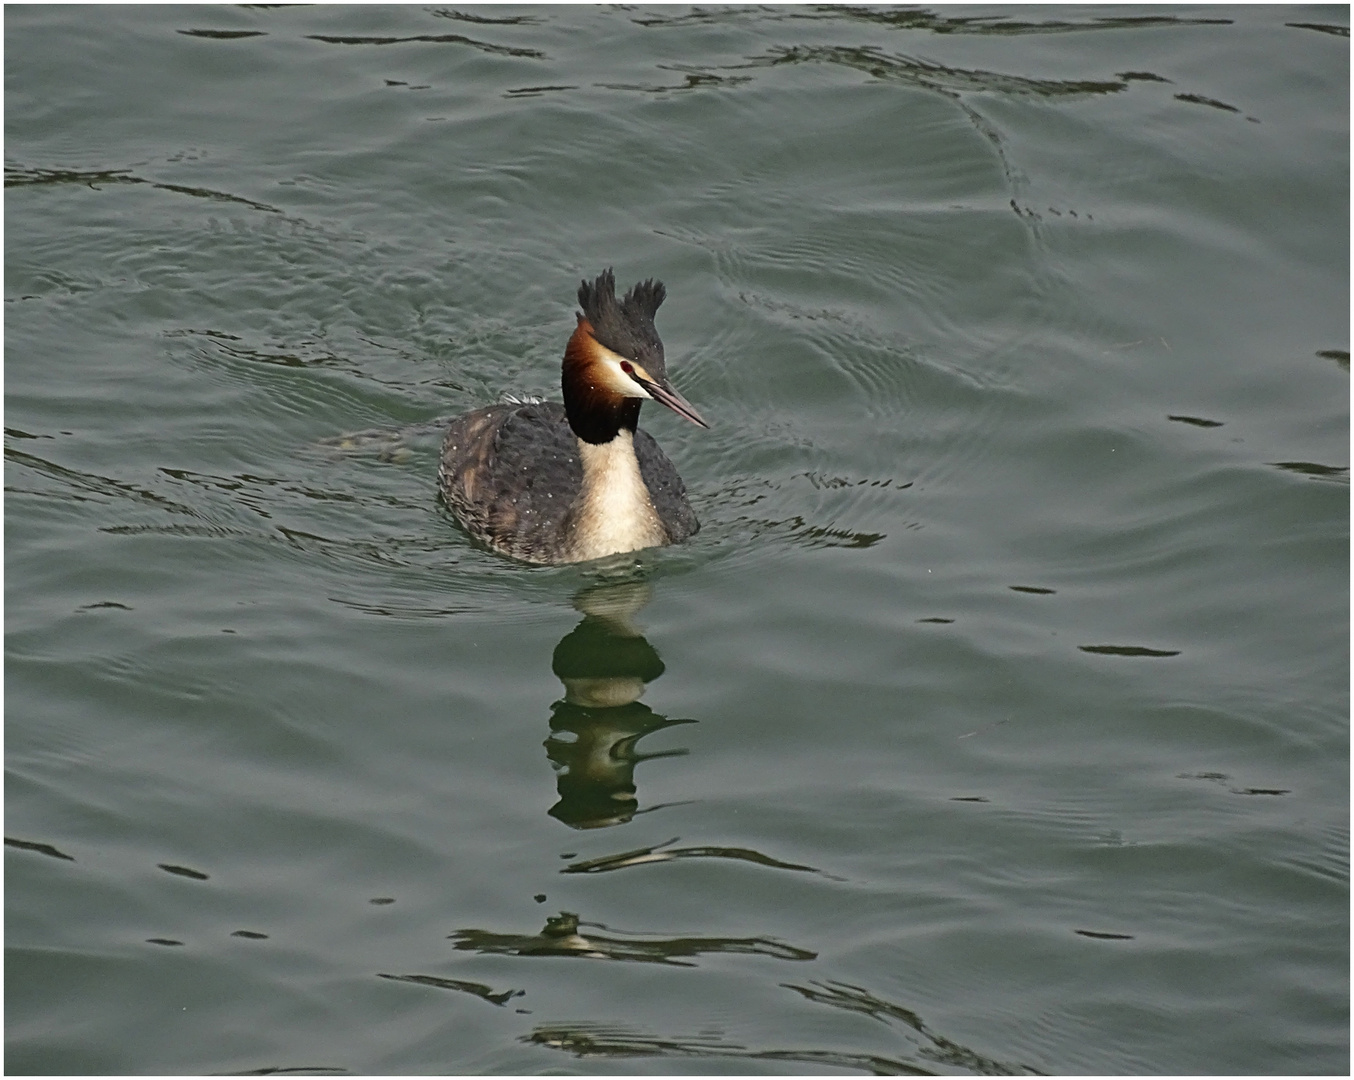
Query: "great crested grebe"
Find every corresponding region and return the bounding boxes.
[438,269,709,564]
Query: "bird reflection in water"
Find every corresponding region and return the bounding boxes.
[524,978,1040,1075]
[544,581,695,829]
[450,910,815,967]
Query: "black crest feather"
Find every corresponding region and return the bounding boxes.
[577,268,618,326]
[623,277,666,321]
[577,268,666,369]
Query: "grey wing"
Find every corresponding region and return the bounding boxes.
[634,429,699,542]
[439,402,583,561]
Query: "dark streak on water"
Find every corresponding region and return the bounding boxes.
[376,972,524,1006]
[5,837,76,862]
[157,863,211,881]
[1167,414,1225,428]
[1078,644,1182,658]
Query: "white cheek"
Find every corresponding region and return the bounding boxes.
[599,351,652,399]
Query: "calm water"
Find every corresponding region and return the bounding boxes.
[6,4,1348,1075]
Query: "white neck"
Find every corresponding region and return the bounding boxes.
[568,431,667,562]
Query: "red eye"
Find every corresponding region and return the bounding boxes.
[620,361,634,374]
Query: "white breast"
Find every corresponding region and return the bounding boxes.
[568,431,667,562]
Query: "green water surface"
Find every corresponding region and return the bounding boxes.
[6,5,1348,1074]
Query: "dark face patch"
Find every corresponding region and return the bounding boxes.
[577,268,668,380]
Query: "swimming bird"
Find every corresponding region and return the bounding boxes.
[439,269,708,564]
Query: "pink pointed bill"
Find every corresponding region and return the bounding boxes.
[638,375,709,428]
